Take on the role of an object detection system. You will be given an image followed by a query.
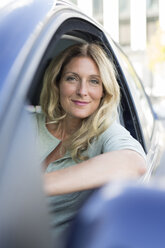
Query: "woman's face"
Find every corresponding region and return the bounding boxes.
[59,56,104,120]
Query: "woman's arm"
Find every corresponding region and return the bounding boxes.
[44,150,146,196]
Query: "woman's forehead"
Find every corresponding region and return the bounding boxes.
[62,56,100,75]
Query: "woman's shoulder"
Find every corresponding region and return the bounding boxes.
[99,120,139,146]
[99,120,146,159]
[88,120,125,157]
[101,120,129,138]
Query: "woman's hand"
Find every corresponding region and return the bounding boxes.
[44,150,146,196]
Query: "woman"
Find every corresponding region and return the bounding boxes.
[33,43,146,242]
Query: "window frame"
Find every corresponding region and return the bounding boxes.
[27,15,147,151]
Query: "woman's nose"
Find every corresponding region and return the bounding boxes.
[77,81,88,96]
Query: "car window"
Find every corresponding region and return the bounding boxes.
[116,48,154,148]
[28,17,147,151]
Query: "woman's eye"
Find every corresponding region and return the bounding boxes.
[90,79,99,85]
[66,76,76,81]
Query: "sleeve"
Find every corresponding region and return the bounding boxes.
[101,121,146,160]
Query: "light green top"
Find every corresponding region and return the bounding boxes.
[31,110,146,242]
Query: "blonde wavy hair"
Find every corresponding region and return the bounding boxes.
[40,42,120,161]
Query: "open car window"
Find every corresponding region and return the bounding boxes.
[27,18,146,152]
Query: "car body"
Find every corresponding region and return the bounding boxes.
[0,0,165,247]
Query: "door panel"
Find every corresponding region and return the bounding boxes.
[0,106,52,248]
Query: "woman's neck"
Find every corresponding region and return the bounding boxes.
[46,116,82,140]
[61,116,82,138]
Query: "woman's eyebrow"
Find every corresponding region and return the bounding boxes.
[64,72,100,77]
[63,72,79,76]
[62,72,101,79]
[90,74,101,78]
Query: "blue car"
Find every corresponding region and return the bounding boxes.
[0,0,165,247]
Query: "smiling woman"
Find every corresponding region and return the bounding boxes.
[32,42,146,243]
[40,43,120,161]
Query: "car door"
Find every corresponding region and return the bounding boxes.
[0,105,53,248]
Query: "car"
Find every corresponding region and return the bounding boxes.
[0,0,165,247]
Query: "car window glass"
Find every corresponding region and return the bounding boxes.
[112,45,154,145]
[120,51,154,140]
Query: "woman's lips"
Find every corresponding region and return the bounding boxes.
[72,100,90,106]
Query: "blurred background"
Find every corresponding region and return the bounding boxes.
[70,0,165,119]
